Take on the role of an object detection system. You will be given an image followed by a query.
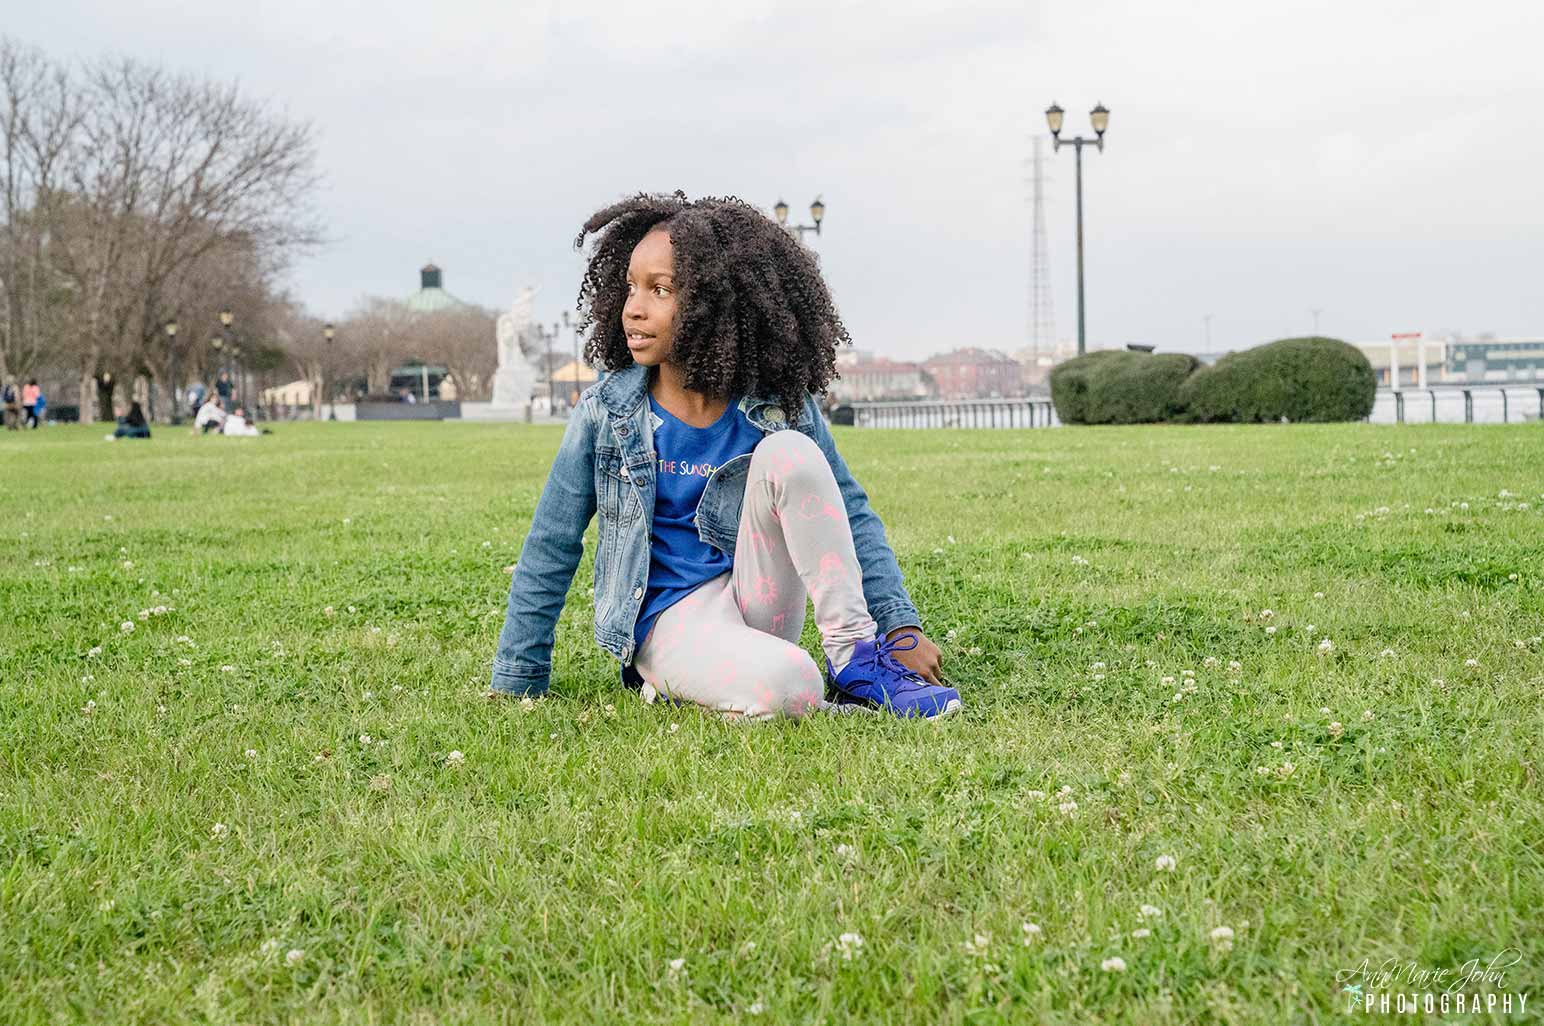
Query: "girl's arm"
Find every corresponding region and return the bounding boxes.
[490,398,599,696]
[802,395,920,637]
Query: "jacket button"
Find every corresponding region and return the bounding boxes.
[633,586,643,599]
[620,466,629,478]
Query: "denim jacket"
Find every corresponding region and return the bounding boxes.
[490,363,920,695]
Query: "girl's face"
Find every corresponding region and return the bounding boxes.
[622,228,678,367]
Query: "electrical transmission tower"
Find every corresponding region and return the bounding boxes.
[1028,135,1056,358]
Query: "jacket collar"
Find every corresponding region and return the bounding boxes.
[595,363,800,430]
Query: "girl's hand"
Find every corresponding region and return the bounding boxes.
[885,626,946,687]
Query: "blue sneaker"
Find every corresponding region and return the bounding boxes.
[826,634,963,719]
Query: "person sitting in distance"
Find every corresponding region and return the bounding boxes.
[194,395,227,434]
[107,401,152,440]
[221,405,263,437]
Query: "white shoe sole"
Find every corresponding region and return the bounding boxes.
[932,698,964,720]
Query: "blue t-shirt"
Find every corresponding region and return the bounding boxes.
[634,392,764,650]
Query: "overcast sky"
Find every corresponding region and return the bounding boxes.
[12,0,1544,361]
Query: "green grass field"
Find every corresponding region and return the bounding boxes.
[4,420,1541,1024]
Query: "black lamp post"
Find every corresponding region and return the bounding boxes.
[543,323,556,413]
[1046,101,1110,357]
[563,310,580,410]
[165,320,179,421]
[773,195,825,239]
[323,322,336,420]
[218,308,237,403]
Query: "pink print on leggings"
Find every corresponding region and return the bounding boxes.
[797,493,843,523]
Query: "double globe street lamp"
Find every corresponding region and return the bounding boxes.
[1045,101,1110,357]
[773,196,825,239]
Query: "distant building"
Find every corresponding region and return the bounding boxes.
[922,347,1024,399]
[830,357,935,401]
[1443,337,1544,383]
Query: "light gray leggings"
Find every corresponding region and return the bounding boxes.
[634,429,879,719]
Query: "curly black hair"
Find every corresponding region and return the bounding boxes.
[574,191,850,422]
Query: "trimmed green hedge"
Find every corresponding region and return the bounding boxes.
[1050,350,1200,425]
[1049,337,1376,425]
[1177,337,1376,423]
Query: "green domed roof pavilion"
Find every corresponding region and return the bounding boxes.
[403,262,469,313]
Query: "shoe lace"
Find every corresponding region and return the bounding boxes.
[871,633,927,685]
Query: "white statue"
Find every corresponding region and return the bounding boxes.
[491,284,539,410]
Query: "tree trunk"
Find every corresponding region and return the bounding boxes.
[96,375,116,422]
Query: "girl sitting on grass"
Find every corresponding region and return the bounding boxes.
[492,192,961,719]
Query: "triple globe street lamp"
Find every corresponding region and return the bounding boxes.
[1045,101,1110,357]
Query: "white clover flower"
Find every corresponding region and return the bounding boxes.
[1313,591,1325,599]
[947,535,957,545]
[1277,762,1296,778]
[87,646,103,658]
[1255,765,1271,776]
[1516,640,1528,649]
[445,750,465,766]
[1021,922,1042,943]
[1203,656,1218,668]
[1265,626,1277,636]
[138,609,150,620]
[519,696,535,711]
[1132,928,1151,939]
[1228,660,1241,673]
[1026,790,1047,801]
[1058,800,1078,816]
[1270,740,1283,749]
[668,722,680,734]
[362,690,374,700]
[963,932,992,956]
[122,560,133,569]
[220,665,235,674]
[1091,661,1106,671]
[946,629,958,641]
[1464,658,1479,667]
[285,948,304,966]
[1319,706,1331,714]
[1328,721,1344,738]
[1101,956,1127,972]
[1139,904,1162,920]
[788,810,802,823]
[836,932,865,960]
[210,822,228,839]
[359,734,372,746]
[1259,609,1274,620]
[1305,624,1316,634]
[1210,925,1235,951]
[1361,709,1374,722]
[1317,639,1334,655]
[120,621,135,634]
[747,1001,765,1015]
[259,938,280,957]
[1379,649,1396,659]
[1155,854,1177,872]
[836,843,858,863]
[245,749,257,759]
[324,606,335,617]
[1161,675,1176,686]
[178,658,191,667]
[81,699,96,715]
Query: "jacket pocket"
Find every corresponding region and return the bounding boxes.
[595,448,639,525]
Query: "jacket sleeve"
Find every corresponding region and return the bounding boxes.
[803,396,921,636]
[490,398,599,695]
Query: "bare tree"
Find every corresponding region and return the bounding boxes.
[0,39,80,383]
[416,304,497,401]
[339,297,419,397]
[8,43,323,419]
